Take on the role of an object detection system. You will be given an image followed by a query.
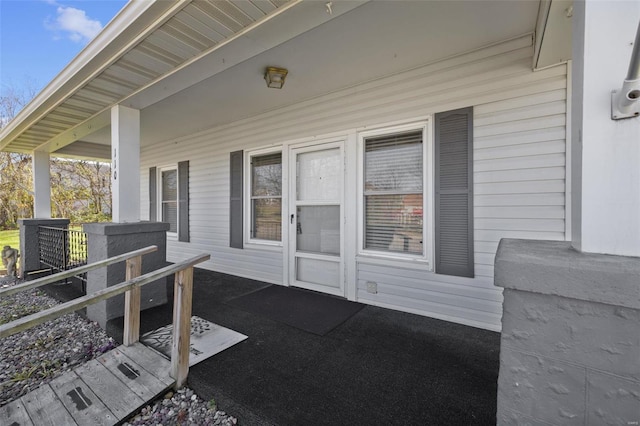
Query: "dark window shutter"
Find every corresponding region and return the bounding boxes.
[178,161,189,242]
[435,107,474,277]
[149,167,157,222]
[230,150,243,249]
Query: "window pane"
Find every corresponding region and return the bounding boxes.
[161,169,178,233]
[296,148,341,201]
[365,194,423,254]
[296,206,340,255]
[162,170,177,201]
[163,201,177,233]
[365,130,423,192]
[252,198,281,241]
[252,153,281,197]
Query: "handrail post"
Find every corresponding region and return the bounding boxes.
[171,266,194,389]
[123,255,142,346]
[63,228,69,270]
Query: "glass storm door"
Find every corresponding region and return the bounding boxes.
[289,141,344,296]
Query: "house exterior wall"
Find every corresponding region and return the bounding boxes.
[139,34,568,331]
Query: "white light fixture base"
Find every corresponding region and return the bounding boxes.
[611,81,640,120]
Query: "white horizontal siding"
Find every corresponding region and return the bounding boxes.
[140,34,567,331]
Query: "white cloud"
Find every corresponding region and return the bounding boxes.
[45,4,103,43]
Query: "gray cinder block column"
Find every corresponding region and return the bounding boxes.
[18,218,70,278]
[84,221,170,328]
[494,239,640,425]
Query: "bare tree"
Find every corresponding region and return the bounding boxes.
[0,76,38,127]
[50,159,111,222]
[0,78,112,228]
[0,78,39,227]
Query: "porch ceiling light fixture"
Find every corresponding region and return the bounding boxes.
[264,67,288,89]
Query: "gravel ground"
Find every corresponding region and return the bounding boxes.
[0,278,116,406]
[124,388,237,426]
[0,276,238,425]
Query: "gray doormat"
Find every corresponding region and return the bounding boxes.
[227,285,364,335]
[140,316,247,367]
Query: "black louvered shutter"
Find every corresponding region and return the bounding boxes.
[149,167,157,221]
[178,161,189,242]
[435,107,474,277]
[229,150,243,249]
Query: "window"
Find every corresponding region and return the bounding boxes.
[249,151,282,242]
[160,167,178,233]
[361,125,428,259]
[150,162,189,241]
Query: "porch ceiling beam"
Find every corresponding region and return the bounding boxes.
[37,110,110,154]
[54,141,111,161]
[114,0,308,110]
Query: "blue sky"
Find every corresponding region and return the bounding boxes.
[1,0,127,96]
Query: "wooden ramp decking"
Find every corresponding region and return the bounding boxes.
[0,343,174,426]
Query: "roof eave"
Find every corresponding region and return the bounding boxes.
[0,0,185,152]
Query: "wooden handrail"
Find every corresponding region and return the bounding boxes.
[0,251,210,389]
[0,245,158,297]
[0,253,209,338]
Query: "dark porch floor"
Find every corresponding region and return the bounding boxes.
[53,268,501,425]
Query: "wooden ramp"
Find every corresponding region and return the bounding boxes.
[0,343,173,426]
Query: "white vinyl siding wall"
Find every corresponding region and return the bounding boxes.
[140,34,567,331]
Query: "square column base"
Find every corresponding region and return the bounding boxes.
[84,222,170,328]
[495,239,640,425]
[18,218,70,277]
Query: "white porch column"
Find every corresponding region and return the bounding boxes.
[32,150,51,218]
[571,1,640,256]
[111,105,140,223]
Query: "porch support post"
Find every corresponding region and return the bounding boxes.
[111,105,140,223]
[32,150,51,219]
[570,1,640,256]
[495,4,640,424]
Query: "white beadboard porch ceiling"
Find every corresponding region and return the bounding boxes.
[1,0,363,157]
[0,0,541,160]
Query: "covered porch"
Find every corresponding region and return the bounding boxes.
[41,267,500,425]
[3,0,575,332]
[1,0,639,424]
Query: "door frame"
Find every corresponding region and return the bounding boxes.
[288,138,345,297]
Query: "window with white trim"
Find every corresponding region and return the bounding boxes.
[248,151,282,243]
[361,124,429,259]
[159,167,178,234]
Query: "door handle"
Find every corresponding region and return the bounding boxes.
[291,214,295,224]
